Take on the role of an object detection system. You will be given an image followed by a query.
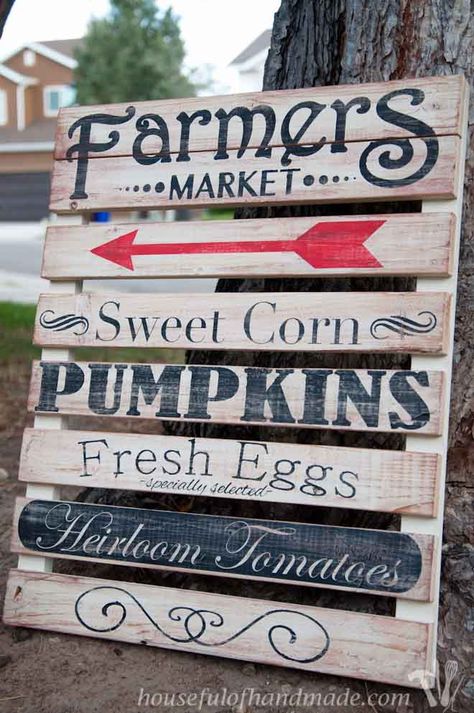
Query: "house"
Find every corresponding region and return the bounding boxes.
[0,31,273,221]
[227,29,271,94]
[0,39,80,221]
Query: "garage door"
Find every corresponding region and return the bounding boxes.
[0,172,50,221]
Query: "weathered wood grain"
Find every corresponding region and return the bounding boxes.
[3,569,433,686]
[27,361,446,435]
[49,135,460,213]
[19,427,441,516]
[4,72,467,687]
[54,76,466,161]
[42,213,455,280]
[11,498,435,599]
[258,0,469,692]
[34,291,451,354]
[393,73,470,677]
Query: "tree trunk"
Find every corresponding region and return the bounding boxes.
[0,0,15,37]
[165,0,473,708]
[82,0,472,707]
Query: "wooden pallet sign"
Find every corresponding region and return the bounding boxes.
[28,360,445,434]
[3,570,433,687]
[49,76,467,212]
[42,213,456,280]
[3,74,469,689]
[12,498,435,600]
[19,428,440,515]
[34,291,451,353]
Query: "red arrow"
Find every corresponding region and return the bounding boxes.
[90,220,385,271]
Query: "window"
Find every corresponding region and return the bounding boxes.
[23,49,36,67]
[43,85,76,117]
[0,90,7,126]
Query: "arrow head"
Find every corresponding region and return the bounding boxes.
[90,229,139,270]
[294,220,385,269]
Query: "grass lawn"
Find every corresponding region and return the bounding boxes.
[0,301,185,365]
[203,207,234,220]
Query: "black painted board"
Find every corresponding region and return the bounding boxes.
[17,499,427,597]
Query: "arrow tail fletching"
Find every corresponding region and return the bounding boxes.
[294,220,384,269]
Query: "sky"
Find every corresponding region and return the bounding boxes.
[0,0,280,89]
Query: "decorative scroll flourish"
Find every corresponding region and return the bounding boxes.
[359,138,439,188]
[39,310,90,335]
[358,88,439,188]
[370,311,437,339]
[75,586,330,664]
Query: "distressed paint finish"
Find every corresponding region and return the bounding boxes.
[34,291,451,354]
[19,427,441,516]
[50,135,460,213]
[3,57,469,690]
[13,499,435,600]
[260,1,472,697]
[3,569,433,687]
[41,213,456,280]
[27,360,446,435]
[54,76,466,161]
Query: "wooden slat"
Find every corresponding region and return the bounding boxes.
[17,214,86,575]
[28,361,445,435]
[19,427,441,516]
[11,497,435,600]
[34,291,451,354]
[395,84,470,674]
[54,76,466,161]
[50,135,460,213]
[42,213,455,280]
[6,75,468,686]
[3,569,433,687]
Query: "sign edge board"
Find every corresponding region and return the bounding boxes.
[32,291,451,355]
[53,75,466,160]
[41,213,456,280]
[48,135,460,214]
[12,497,435,601]
[3,568,433,687]
[27,360,446,436]
[18,427,441,517]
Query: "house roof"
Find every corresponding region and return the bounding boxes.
[39,38,83,59]
[0,119,56,149]
[1,38,82,70]
[27,41,79,69]
[0,64,37,85]
[230,29,271,65]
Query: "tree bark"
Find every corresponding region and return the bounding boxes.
[165,0,473,708]
[0,0,15,37]
[82,0,472,707]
